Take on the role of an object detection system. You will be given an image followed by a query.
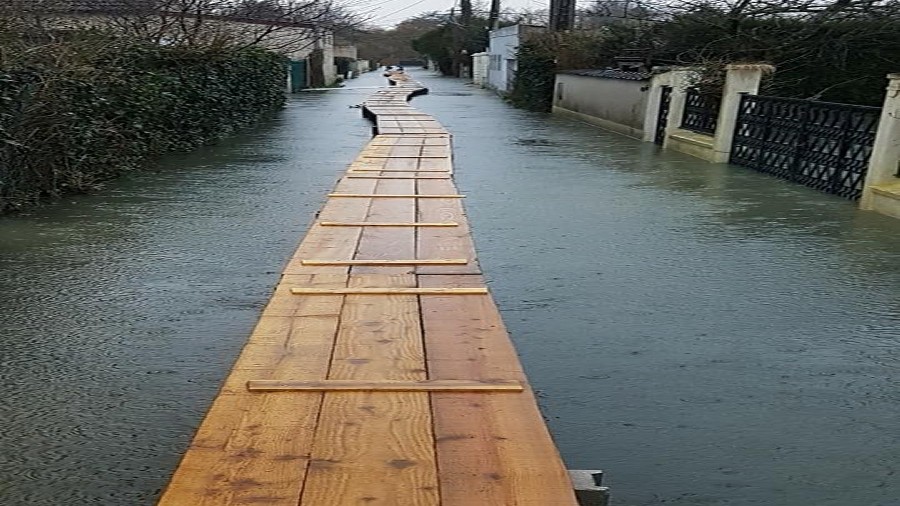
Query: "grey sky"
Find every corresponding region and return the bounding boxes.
[356,0,552,28]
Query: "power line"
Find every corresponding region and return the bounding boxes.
[368,0,444,22]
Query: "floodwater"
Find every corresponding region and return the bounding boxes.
[1,70,899,506]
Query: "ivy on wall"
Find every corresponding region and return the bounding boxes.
[509,31,613,113]
[508,41,557,112]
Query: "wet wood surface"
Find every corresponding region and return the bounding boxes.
[158,73,578,505]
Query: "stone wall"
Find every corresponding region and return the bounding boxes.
[552,71,651,139]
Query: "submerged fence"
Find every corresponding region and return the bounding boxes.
[730,94,881,200]
[680,88,721,135]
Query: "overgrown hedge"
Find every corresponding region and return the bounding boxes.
[508,41,558,112]
[0,33,287,212]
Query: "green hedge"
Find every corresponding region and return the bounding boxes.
[0,35,287,212]
[508,41,557,112]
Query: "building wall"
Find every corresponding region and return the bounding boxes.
[472,52,489,87]
[58,13,336,85]
[320,32,336,85]
[333,45,358,59]
[552,73,649,138]
[487,24,543,94]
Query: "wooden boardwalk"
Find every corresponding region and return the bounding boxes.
[159,74,578,505]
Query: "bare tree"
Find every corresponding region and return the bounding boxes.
[3,0,363,53]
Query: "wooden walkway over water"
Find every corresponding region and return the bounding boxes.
[159,73,578,505]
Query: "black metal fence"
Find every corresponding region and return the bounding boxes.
[680,88,721,135]
[655,86,672,145]
[730,94,881,200]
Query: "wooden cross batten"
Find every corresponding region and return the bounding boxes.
[328,194,464,198]
[300,259,468,266]
[246,379,524,392]
[319,221,458,227]
[348,170,451,173]
[291,287,489,295]
[363,155,449,159]
[345,175,451,179]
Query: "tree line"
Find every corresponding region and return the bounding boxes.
[387,0,900,109]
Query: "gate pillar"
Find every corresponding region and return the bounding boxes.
[711,64,774,163]
[860,73,900,218]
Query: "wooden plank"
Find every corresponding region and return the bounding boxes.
[416,178,482,275]
[419,275,579,505]
[158,277,348,505]
[247,379,523,392]
[328,194,464,198]
[320,221,458,227]
[281,178,376,275]
[260,274,348,318]
[301,259,467,266]
[351,177,417,276]
[164,76,578,506]
[298,274,439,505]
[291,287,488,295]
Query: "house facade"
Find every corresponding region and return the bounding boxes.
[46,0,337,89]
[486,24,544,94]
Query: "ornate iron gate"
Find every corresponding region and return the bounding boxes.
[731,95,881,200]
[654,86,672,145]
[681,88,721,135]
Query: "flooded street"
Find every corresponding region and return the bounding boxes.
[1,70,899,505]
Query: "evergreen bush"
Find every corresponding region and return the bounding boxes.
[0,32,287,212]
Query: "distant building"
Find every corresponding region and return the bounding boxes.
[30,0,337,89]
[486,24,544,94]
[471,52,489,87]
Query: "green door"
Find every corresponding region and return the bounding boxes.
[290,60,307,92]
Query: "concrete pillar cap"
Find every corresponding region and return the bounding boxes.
[725,63,775,73]
[886,74,900,91]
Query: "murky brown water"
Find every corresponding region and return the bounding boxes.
[1,70,899,505]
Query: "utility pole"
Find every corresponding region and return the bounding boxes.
[460,0,472,26]
[456,0,473,78]
[549,0,576,31]
[488,0,500,30]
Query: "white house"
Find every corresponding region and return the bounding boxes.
[486,24,544,94]
[49,0,337,88]
[471,52,489,87]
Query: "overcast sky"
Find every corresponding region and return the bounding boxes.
[356,0,553,28]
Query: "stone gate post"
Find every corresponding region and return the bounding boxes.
[642,68,696,144]
[711,64,774,163]
[663,69,695,148]
[860,73,900,219]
